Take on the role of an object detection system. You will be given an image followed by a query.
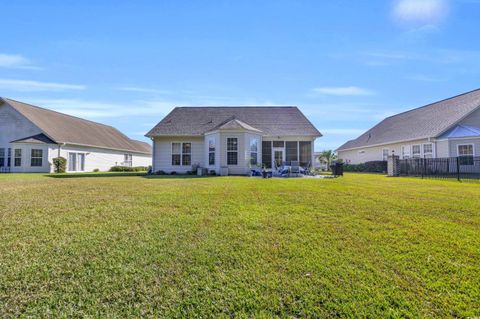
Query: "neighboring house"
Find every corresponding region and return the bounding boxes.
[337,88,480,164]
[0,98,152,173]
[146,107,321,175]
[313,152,329,170]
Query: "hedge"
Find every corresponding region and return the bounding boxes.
[343,161,387,173]
[109,166,149,172]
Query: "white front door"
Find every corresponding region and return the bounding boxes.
[273,147,285,168]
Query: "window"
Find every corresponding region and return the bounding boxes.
[7,148,11,167]
[124,154,132,167]
[31,149,43,167]
[172,143,181,166]
[227,138,238,165]
[250,138,258,165]
[299,141,312,167]
[208,139,215,166]
[458,144,474,165]
[285,141,298,163]
[401,145,410,159]
[262,141,272,169]
[14,149,22,167]
[382,149,389,161]
[171,142,191,166]
[272,141,284,148]
[412,145,421,158]
[182,143,191,166]
[0,148,4,167]
[68,152,85,171]
[423,144,433,158]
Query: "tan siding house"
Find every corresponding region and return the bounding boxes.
[146,107,321,175]
[337,89,480,164]
[0,98,152,173]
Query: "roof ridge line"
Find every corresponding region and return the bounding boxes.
[383,88,480,120]
[4,97,118,131]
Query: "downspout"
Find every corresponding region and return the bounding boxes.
[150,137,155,172]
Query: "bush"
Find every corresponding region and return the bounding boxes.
[155,170,167,175]
[109,166,149,172]
[343,161,387,173]
[52,157,67,173]
[93,168,100,172]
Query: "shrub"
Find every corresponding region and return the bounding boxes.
[155,170,167,175]
[52,157,67,173]
[209,170,216,176]
[109,166,149,172]
[343,161,387,173]
[93,168,100,172]
[171,171,177,175]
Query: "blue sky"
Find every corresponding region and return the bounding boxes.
[1,0,480,150]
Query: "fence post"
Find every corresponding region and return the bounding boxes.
[456,156,460,181]
[422,157,425,179]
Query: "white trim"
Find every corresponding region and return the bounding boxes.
[457,143,475,157]
[226,136,239,166]
[338,137,432,152]
[401,145,411,159]
[170,141,192,166]
[67,151,86,172]
[435,136,480,142]
[412,144,421,158]
[382,148,389,161]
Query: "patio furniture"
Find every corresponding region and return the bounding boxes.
[289,161,300,177]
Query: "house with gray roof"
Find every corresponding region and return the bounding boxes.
[337,88,480,164]
[0,98,152,173]
[146,107,321,175]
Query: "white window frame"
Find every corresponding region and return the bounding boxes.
[123,154,133,167]
[171,142,192,166]
[68,152,86,172]
[423,143,433,158]
[382,148,389,161]
[412,144,421,158]
[208,138,215,166]
[14,149,22,167]
[457,144,474,166]
[250,137,258,166]
[401,145,411,159]
[226,137,238,166]
[30,149,43,167]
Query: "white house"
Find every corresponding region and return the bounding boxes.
[146,107,322,175]
[0,97,152,173]
[337,89,480,164]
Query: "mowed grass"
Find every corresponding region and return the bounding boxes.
[0,173,479,318]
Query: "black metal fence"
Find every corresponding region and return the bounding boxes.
[398,156,480,180]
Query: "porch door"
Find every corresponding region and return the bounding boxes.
[68,153,77,172]
[273,148,285,167]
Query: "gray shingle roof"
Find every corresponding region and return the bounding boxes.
[2,98,152,154]
[337,89,480,151]
[146,106,322,137]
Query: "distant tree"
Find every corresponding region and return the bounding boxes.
[319,150,337,170]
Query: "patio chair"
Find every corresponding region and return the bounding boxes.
[289,161,300,177]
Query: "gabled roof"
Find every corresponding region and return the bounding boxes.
[439,125,480,139]
[1,98,152,154]
[146,106,321,137]
[337,88,480,151]
[11,133,56,144]
[207,117,263,133]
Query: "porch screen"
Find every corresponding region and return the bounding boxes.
[299,141,312,167]
[285,142,298,163]
[262,141,272,168]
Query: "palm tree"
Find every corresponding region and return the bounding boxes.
[319,150,337,170]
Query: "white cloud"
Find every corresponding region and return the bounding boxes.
[0,54,40,70]
[0,79,85,92]
[311,86,375,96]
[392,0,449,27]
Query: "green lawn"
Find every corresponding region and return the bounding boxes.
[1,173,479,318]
